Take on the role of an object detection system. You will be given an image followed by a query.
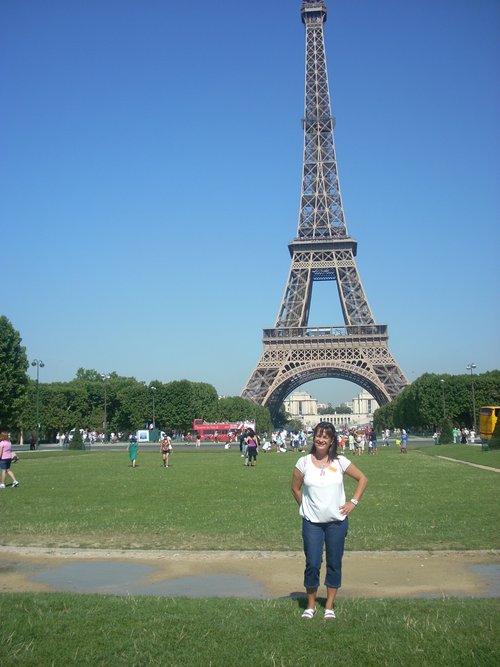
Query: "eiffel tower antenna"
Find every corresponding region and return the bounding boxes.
[241,0,408,421]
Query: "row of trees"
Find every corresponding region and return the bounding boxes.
[18,372,274,442]
[373,371,500,433]
[318,405,352,415]
[0,316,275,441]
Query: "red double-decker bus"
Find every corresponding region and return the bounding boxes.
[192,419,256,442]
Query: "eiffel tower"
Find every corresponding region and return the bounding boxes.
[241,0,408,421]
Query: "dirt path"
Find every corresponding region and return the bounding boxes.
[1,546,498,599]
[435,456,500,473]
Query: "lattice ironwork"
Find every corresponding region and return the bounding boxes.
[241,1,408,420]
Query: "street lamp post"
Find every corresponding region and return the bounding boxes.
[31,359,45,448]
[150,386,157,428]
[466,363,477,435]
[101,373,110,435]
[440,379,446,418]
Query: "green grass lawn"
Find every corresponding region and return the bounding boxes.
[0,594,498,667]
[2,447,499,666]
[2,446,499,551]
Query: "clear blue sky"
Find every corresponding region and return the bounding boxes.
[1,0,499,406]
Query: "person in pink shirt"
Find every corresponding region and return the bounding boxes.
[0,431,19,488]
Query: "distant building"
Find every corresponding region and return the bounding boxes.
[283,389,379,430]
[344,390,379,427]
[283,391,318,423]
[283,391,317,430]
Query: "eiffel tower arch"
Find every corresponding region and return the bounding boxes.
[241,0,408,421]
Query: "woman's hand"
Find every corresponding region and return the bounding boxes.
[342,462,368,513]
[339,500,357,516]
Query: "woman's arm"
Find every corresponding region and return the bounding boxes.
[291,468,304,506]
[339,462,368,516]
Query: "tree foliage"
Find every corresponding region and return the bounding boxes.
[0,316,29,431]
[272,407,290,431]
[438,417,453,445]
[285,418,304,432]
[373,401,395,432]
[318,404,352,415]
[333,405,353,414]
[9,369,274,441]
[373,371,500,432]
[217,396,273,434]
[162,380,218,432]
[68,427,84,450]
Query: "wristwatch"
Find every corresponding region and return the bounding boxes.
[350,498,359,506]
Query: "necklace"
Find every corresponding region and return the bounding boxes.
[313,456,330,476]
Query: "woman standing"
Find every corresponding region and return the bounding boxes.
[245,429,259,467]
[160,433,173,467]
[291,422,367,620]
[0,432,19,488]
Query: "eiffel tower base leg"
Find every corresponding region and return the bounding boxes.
[241,330,407,422]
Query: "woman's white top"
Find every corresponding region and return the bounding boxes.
[295,454,351,523]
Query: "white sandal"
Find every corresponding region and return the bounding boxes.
[301,608,316,619]
[324,609,336,620]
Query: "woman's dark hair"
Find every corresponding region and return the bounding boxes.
[311,421,338,460]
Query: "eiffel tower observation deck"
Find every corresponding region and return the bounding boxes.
[241,1,408,420]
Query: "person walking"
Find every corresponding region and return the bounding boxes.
[160,433,173,467]
[128,433,138,467]
[0,432,19,488]
[291,421,367,620]
[400,429,408,453]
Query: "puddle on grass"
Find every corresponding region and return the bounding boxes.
[31,561,267,598]
[467,564,500,598]
[28,560,500,599]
